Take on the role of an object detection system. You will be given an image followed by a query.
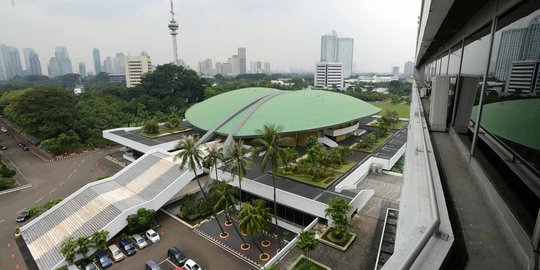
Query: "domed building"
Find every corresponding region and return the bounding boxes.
[185,87,381,146]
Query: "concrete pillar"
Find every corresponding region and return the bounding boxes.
[453,76,481,134]
[429,76,450,131]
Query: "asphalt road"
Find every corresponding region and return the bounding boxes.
[107,212,251,270]
[0,134,123,270]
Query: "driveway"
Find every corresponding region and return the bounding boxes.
[0,139,123,270]
[107,211,251,270]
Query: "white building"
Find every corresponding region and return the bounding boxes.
[125,55,152,88]
[505,60,540,95]
[198,58,213,75]
[314,62,344,89]
[263,62,271,74]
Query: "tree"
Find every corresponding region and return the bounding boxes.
[281,148,299,171]
[333,146,353,164]
[126,208,156,234]
[324,197,352,240]
[203,144,224,188]
[297,230,318,258]
[176,135,226,237]
[357,133,377,149]
[91,230,109,251]
[209,180,248,247]
[225,140,253,208]
[60,237,77,264]
[238,199,271,259]
[253,124,293,249]
[380,110,399,127]
[143,119,159,134]
[305,136,318,150]
[76,236,91,258]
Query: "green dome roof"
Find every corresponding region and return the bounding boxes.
[185,87,381,137]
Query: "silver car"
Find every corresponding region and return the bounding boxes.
[132,233,148,249]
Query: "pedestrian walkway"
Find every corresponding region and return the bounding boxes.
[431,132,519,270]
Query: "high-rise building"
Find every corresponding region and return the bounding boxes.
[404,61,414,77]
[103,57,114,74]
[47,47,73,77]
[494,16,540,81]
[215,62,223,75]
[198,59,213,75]
[27,50,42,76]
[125,55,152,88]
[392,66,400,76]
[222,62,232,75]
[250,61,263,73]
[263,62,271,74]
[0,44,9,80]
[320,31,354,78]
[238,48,246,74]
[113,53,125,74]
[314,62,343,89]
[93,48,101,74]
[22,48,33,72]
[8,47,23,77]
[231,55,240,75]
[78,62,87,77]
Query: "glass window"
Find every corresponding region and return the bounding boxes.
[440,53,449,75]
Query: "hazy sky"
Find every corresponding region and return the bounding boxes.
[0,0,421,75]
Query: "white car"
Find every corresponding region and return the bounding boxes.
[184,259,201,270]
[0,127,7,133]
[145,229,160,243]
[132,233,148,249]
[108,244,125,262]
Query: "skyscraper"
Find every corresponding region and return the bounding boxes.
[263,62,271,74]
[494,16,540,80]
[48,47,73,77]
[27,50,42,76]
[104,57,114,74]
[404,60,414,77]
[8,47,23,77]
[250,61,263,73]
[392,66,400,76]
[79,62,87,77]
[0,44,9,80]
[320,31,354,78]
[238,48,246,74]
[113,53,125,74]
[231,55,240,75]
[23,48,33,72]
[198,59,213,75]
[168,0,179,64]
[215,62,223,75]
[93,48,101,74]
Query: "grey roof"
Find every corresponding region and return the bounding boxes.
[20,151,184,270]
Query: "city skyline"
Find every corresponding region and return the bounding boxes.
[0,0,419,76]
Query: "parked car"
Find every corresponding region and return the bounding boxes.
[16,210,29,222]
[80,260,97,270]
[132,234,148,249]
[6,132,13,138]
[0,144,7,150]
[145,260,162,270]
[119,239,136,256]
[96,251,112,269]
[1,127,7,133]
[183,259,201,270]
[145,229,160,243]
[67,265,78,270]
[168,246,187,266]
[19,143,29,151]
[108,244,125,262]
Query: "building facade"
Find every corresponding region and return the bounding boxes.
[92,48,101,74]
[78,62,86,77]
[314,62,343,89]
[505,59,540,95]
[47,46,73,77]
[198,58,213,75]
[320,31,354,78]
[125,55,152,88]
[238,47,246,74]
[404,60,414,77]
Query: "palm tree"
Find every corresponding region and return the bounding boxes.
[76,236,91,258]
[91,230,109,251]
[203,143,225,190]
[238,199,272,260]
[296,230,318,258]
[225,140,253,208]
[253,124,292,249]
[209,180,249,248]
[175,135,227,237]
[60,237,76,264]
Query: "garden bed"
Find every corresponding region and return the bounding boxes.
[366,119,407,130]
[318,227,357,251]
[351,132,392,153]
[277,160,356,189]
[287,255,331,270]
[135,126,192,138]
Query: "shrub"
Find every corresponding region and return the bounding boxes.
[143,119,159,134]
[28,206,43,217]
[127,208,156,234]
[356,133,377,149]
[0,177,16,190]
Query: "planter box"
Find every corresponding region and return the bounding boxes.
[317,227,357,251]
[287,255,331,270]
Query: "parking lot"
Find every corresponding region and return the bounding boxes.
[104,211,250,270]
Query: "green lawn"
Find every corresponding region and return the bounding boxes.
[330,160,357,173]
[369,101,410,118]
[352,132,393,153]
[277,160,357,189]
[135,126,191,138]
[366,119,407,130]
